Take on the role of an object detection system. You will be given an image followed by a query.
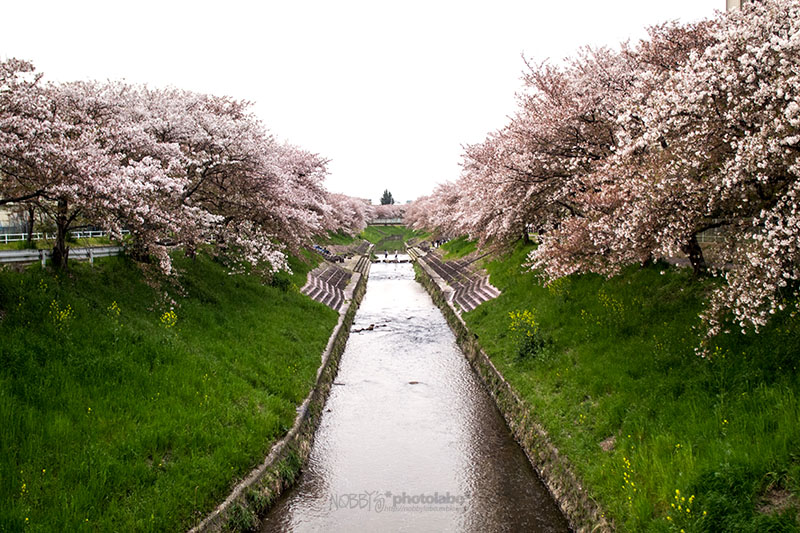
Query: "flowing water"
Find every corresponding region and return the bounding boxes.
[260,258,570,532]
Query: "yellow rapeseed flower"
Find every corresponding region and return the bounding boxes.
[160,310,178,328]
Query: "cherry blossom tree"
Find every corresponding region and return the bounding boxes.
[2,67,350,273]
[403,195,431,231]
[0,79,120,267]
[606,0,800,335]
[0,58,47,208]
[428,43,649,250]
[114,86,333,273]
[452,1,799,337]
[1,72,185,269]
[514,21,716,281]
[372,202,406,221]
[405,181,462,237]
[325,193,370,235]
[532,0,800,337]
[454,20,714,256]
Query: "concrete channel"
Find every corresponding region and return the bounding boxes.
[259,256,571,532]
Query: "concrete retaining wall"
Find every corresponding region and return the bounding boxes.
[190,262,370,532]
[414,257,613,533]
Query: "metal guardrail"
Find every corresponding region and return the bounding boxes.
[1,232,47,243]
[0,230,129,244]
[0,246,123,266]
[370,218,404,225]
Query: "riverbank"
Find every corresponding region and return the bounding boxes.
[261,257,569,532]
[192,256,368,532]
[416,240,800,532]
[414,255,608,533]
[0,252,342,531]
[361,225,428,255]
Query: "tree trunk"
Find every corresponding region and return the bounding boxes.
[128,236,151,263]
[25,205,35,247]
[51,199,70,269]
[681,233,707,277]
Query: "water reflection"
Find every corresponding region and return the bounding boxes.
[261,258,570,532]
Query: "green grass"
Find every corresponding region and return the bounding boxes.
[439,236,477,260]
[318,230,359,246]
[461,241,800,532]
[0,252,338,531]
[360,225,428,253]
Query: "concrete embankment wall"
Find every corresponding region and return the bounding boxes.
[413,257,612,533]
[190,263,369,533]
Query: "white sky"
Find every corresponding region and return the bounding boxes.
[1,0,721,204]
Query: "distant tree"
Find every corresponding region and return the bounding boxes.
[372,203,406,221]
[324,193,371,235]
[380,189,394,205]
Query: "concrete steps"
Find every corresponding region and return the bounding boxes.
[354,240,370,255]
[301,243,372,312]
[406,247,425,261]
[354,255,370,274]
[418,250,501,313]
[301,264,352,312]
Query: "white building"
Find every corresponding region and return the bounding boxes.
[726,0,756,10]
[0,206,13,229]
[0,205,26,231]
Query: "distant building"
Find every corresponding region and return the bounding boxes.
[0,205,27,232]
[726,0,757,10]
[0,206,14,230]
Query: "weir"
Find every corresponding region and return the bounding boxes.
[260,256,569,531]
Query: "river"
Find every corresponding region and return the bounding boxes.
[260,258,570,532]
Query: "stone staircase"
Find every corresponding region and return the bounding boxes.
[300,264,352,312]
[354,254,371,275]
[329,239,371,258]
[407,246,425,261]
[301,242,372,312]
[353,240,371,256]
[412,248,500,313]
[451,274,501,313]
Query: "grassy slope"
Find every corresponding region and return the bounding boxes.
[457,241,800,532]
[360,225,428,253]
[318,230,359,246]
[439,236,477,260]
[0,252,338,531]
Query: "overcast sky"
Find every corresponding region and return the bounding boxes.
[1,0,722,204]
